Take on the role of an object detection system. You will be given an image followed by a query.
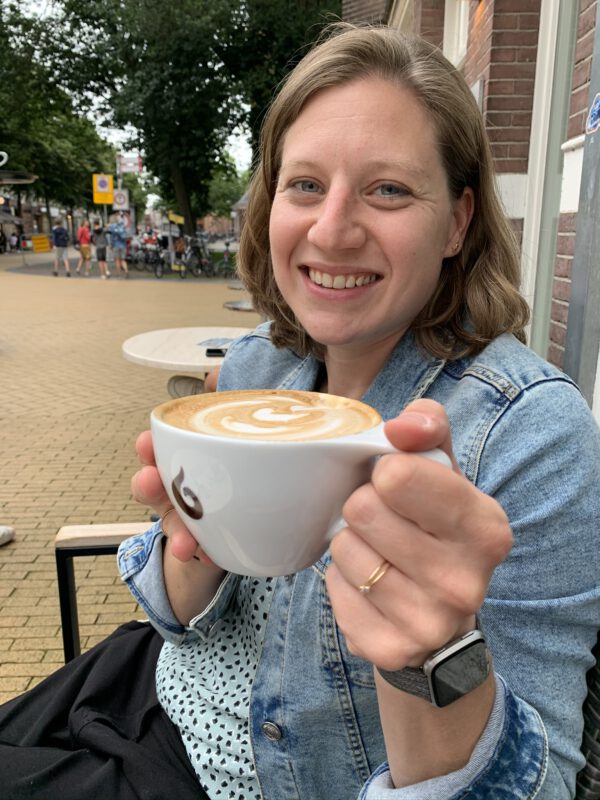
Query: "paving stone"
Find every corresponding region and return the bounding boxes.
[0,253,261,701]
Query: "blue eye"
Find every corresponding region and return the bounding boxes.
[294,180,321,193]
[375,183,405,197]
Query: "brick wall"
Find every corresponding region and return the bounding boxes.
[568,0,597,139]
[549,0,597,368]
[462,0,540,175]
[342,0,388,23]
[549,213,576,367]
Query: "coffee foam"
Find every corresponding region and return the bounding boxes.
[155,390,381,441]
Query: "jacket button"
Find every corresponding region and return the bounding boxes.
[261,721,282,741]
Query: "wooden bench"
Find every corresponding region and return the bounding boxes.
[54,522,150,662]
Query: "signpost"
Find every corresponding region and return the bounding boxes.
[92,174,114,205]
[118,154,143,175]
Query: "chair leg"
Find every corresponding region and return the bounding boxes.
[55,549,81,662]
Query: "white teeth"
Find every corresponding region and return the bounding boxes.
[307,269,376,289]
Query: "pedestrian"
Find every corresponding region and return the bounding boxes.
[1,24,599,800]
[50,218,71,276]
[109,213,129,278]
[9,231,18,252]
[75,219,92,276]
[92,219,111,279]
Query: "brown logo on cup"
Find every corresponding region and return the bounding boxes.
[172,467,203,520]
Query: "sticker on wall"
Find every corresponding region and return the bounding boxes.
[586,92,600,135]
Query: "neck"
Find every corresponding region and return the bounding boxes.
[322,333,405,399]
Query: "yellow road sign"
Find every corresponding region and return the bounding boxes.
[31,234,51,253]
[93,174,114,204]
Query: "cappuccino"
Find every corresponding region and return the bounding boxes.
[155,390,381,442]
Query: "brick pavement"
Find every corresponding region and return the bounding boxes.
[0,250,261,702]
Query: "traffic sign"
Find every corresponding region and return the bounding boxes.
[118,154,143,174]
[93,174,114,204]
[113,188,130,211]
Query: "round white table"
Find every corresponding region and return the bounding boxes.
[122,326,253,375]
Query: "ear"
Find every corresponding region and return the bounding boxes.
[443,187,474,258]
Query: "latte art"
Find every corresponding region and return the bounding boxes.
[155,390,381,441]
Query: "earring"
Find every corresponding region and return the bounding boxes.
[454,241,460,252]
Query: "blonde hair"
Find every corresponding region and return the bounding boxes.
[238,23,529,360]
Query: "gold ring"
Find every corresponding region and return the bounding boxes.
[358,559,391,594]
[160,507,177,531]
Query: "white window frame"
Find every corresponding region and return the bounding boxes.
[443,0,470,67]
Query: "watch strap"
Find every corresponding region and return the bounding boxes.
[376,628,489,707]
[376,664,431,702]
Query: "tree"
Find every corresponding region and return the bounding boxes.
[219,0,343,159]
[208,156,249,218]
[26,0,341,232]
[36,0,242,235]
[0,2,117,221]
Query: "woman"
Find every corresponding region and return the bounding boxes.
[1,24,599,800]
[75,219,92,276]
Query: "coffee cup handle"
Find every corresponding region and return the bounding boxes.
[325,445,451,543]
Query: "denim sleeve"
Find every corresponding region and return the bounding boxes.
[363,378,599,799]
[117,522,241,645]
[359,675,550,799]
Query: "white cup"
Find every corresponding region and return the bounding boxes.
[151,390,450,576]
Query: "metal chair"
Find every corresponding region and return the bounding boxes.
[54,522,149,662]
[576,634,600,799]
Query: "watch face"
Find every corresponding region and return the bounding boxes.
[428,638,489,707]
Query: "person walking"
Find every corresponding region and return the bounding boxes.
[75,219,92,276]
[109,214,129,278]
[51,218,71,276]
[92,220,111,279]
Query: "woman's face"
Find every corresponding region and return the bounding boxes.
[269,77,472,361]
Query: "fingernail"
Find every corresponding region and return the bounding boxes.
[400,411,437,430]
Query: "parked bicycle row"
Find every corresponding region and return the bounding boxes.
[127,235,236,279]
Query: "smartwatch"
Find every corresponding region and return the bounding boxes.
[377,629,490,708]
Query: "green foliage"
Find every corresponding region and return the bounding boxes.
[4,0,340,232]
[208,155,249,218]
[0,2,116,212]
[219,0,343,158]
[36,0,241,233]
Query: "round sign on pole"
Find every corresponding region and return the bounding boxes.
[113,188,130,211]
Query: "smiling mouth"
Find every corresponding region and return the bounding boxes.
[307,268,379,290]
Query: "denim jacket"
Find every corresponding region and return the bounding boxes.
[119,324,600,800]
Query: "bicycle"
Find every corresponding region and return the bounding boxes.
[209,242,237,279]
[154,250,186,279]
[181,236,213,277]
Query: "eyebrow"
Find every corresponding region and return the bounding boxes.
[280,158,430,182]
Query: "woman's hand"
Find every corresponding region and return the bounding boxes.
[131,430,208,562]
[326,398,512,671]
[131,430,225,624]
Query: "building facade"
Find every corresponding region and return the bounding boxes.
[343,0,600,423]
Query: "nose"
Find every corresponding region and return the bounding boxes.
[306,187,366,252]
